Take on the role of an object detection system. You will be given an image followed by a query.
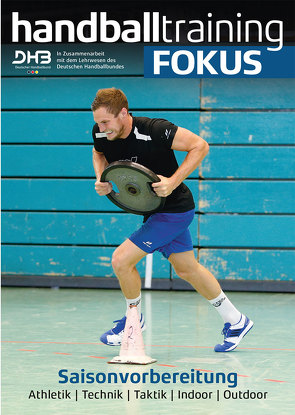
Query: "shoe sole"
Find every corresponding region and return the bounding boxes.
[219,320,254,352]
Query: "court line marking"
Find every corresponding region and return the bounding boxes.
[54,352,72,355]
[88,356,107,359]
[157,364,177,367]
[3,341,295,352]
[264,379,287,383]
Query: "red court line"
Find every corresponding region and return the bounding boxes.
[264,379,287,383]
[18,349,36,352]
[89,356,107,359]
[157,364,177,367]
[3,341,295,352]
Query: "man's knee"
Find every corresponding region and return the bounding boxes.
[111,245,139,276]
[169,253,200,282]
[174,266,195,283]
[112,248,128,274]
[111,239,147,277]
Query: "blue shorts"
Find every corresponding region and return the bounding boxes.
[129,209,195,259]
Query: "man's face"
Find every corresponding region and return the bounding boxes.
[93,106,126,141]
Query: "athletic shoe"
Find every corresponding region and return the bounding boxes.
[100,314,146,346]
[214,314,253,352]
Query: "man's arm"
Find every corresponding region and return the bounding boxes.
[152,127,209,197]
[92,147,112,195]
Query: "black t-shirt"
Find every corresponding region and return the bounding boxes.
[92,116,195,214]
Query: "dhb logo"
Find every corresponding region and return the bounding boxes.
[12,50,51,64]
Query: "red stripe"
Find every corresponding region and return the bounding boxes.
[264,379,286,383]
[54,352,72,355]
[157,364,177,367]
[88,356,107,359]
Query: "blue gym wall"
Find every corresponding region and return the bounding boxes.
[2,75,295,291]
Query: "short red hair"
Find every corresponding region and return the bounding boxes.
[91,87,129,116]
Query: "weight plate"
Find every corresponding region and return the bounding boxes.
[100,161,166,215]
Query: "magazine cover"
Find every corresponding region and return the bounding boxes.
[1,0,295,414]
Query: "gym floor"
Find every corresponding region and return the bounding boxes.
[2,287,295,415]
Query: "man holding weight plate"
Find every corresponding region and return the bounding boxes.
[91,87,253,353]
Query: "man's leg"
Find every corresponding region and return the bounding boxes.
[100,239,147,346]
[111,238,147,300]
[168,250,222,300]
[100,210,195,346]
[168,250,253,352]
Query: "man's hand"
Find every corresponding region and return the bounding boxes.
[151,175,175,197]
[95,180,113,196]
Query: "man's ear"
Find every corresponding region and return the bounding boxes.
[119,107,128,118]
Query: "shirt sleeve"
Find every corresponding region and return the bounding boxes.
[92,124,106,153]
[149,118,178,149]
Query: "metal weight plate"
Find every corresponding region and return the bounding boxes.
[101,161,166,215]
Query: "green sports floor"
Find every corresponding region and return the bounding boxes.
[2,287,295,415]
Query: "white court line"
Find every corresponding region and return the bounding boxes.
[144,253,153,289]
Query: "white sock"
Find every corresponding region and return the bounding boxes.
[126,294,141,318]
[209,291,242,325]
